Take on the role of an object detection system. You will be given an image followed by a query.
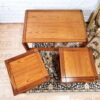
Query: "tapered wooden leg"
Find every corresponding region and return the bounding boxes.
[22,42,29,50]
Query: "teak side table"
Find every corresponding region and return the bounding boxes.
[22,10,87,50]
[59,48,98,83]
[5,50,50,95]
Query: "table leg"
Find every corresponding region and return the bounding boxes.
[80,42,88,47]
[22,42,29,50]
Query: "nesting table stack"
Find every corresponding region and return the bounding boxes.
[5,10,98,95]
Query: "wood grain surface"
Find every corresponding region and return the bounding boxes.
[59,48,98,83]
[5,50,50,95]
[23,10,87,43]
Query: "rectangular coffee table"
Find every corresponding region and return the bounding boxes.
[23,10,87,50]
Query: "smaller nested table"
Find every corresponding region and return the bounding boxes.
[59,48,98,83]
[5,50,50,95]
[22,10,87,50]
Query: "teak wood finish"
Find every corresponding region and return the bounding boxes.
[59,48,98,83]
[23,10,87,50]
[5,50,50,95]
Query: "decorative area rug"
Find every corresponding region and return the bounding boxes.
[27,32,100,93]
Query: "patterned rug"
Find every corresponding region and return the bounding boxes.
[27,32,100,93]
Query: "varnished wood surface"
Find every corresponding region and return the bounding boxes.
[59,48,98,83]
[23,10,87,43]
[5,50,50,95]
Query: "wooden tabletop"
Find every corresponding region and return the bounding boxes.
[5,50,50,95]
[59,48,98,83]
[23,10,87,43]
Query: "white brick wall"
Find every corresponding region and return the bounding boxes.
[0,0,99,23]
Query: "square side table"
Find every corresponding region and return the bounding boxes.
[5,50,50,95]
[59,48,98,83]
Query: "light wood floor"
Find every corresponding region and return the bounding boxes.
[0,23,100,100]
